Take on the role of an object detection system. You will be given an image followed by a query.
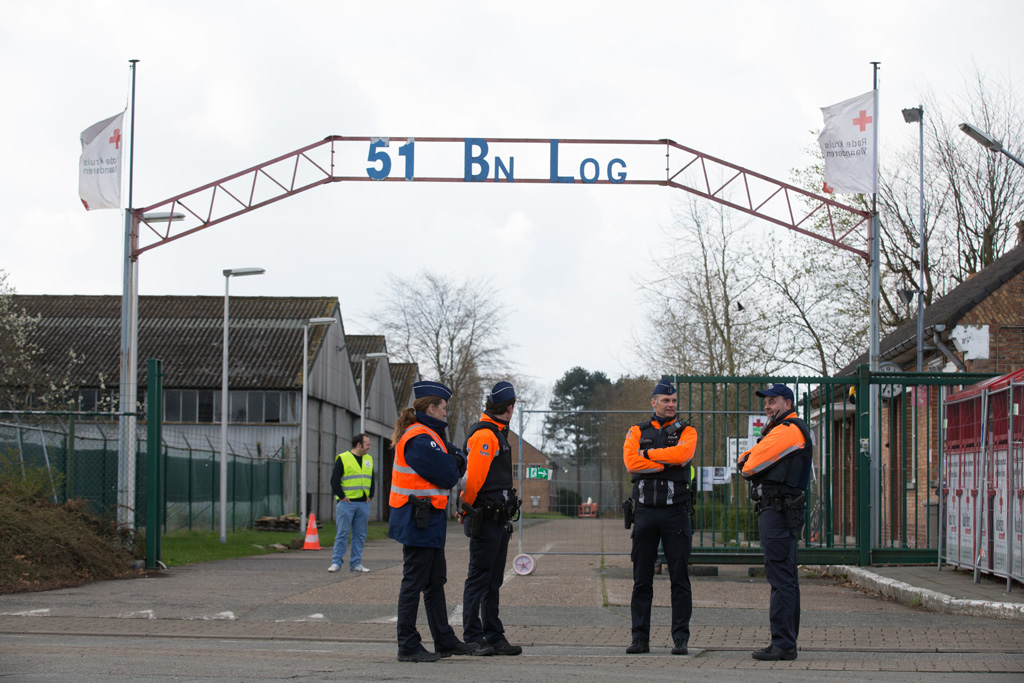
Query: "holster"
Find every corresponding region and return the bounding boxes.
[409,495,432,530]
[507,488,523,523]
[462,502,483,537]
[755,490,806,532]
[622,497,635,529]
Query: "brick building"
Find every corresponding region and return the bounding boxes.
[825,240,1024,548]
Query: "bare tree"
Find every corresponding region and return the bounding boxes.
[929,69,1024,283]
[760,232,869,375]
[633,200,778,376]
[873,68,1024,321]
[371,271,512,436]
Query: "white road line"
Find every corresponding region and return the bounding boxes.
[2,609,50,616]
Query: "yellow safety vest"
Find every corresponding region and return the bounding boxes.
[335,450,373,501]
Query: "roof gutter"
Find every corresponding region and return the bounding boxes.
[930,324,967,371]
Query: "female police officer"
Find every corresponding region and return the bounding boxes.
[389,380,493,662]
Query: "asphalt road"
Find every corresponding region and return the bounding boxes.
[1,518,1022,681]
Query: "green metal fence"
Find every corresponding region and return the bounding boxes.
[514,369,994,566]
[0,410,287,533]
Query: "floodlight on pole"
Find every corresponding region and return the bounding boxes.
[219,267,265,544]
[959,122,1024,169]
[300,317,336,534]
[357,352,389,434]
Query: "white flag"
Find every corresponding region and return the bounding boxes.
[79,111,124,210]
[817,91,877,194]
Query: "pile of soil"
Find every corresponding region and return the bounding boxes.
[0,495,140,594]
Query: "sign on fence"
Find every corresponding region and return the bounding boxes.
[526,466,551,480]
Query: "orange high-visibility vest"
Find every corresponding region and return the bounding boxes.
[389,423,450,510]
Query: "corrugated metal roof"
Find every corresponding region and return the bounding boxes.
[348,335,386,395]
[12,295,341,389]
[389,362,419,408]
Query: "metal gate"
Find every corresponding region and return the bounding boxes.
[511,370,994,566]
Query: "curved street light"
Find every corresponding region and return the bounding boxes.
[959,122,1024,169]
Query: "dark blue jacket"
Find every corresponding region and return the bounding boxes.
[387,412,466,548]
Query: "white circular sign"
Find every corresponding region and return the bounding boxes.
[512,553,535,575]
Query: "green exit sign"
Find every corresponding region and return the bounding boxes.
[526,466,550,480]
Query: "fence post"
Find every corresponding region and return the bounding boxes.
[66,413,76,500]
[857,364,872,565]
[146,358,163,570]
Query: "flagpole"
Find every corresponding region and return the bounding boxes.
[118,59,140,530]
[868,60,881,551]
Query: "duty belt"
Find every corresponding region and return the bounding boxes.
[754,489,806,513]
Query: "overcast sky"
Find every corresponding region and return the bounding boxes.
[3,1,1021,395]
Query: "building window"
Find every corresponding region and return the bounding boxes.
[162,389,299,424]
[77,389,98,412]
[229,391,247,422]
[265,392,281,423]
[247,392,264,424]
[165,390,181,422]
[181,390,197,422]
[198,391,215,423]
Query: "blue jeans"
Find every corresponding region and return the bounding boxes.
[332,499,369,567]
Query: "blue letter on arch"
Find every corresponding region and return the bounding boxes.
[465,138,490,182]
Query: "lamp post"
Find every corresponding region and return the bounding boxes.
[219,267,265,544]
[116,210,184,532]
[959,122,1024,169]
[358,352,389,434]
[300,317,336,534]
[902,106,925,373]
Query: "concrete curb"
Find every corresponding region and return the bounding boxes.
[808,564,1024,622]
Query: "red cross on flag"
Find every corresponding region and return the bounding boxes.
[817,90,877,195]
[79,111,125,211]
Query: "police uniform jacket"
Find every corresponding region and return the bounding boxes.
[738,410,812,493]
[623,415,697,506]
[462,412,513,508]
[387,412,466,548]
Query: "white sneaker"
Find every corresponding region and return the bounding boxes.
[350,564,370,573]
[327,563,341,573]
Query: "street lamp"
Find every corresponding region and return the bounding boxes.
[117,210,185,531]
[357,352,389,433]
[902,105,925,373]
[959,122,1024,169]
[220,267,265,544]
[300,317,336,534]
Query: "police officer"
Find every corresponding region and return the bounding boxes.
[388,380,494,663]
[622,379,698,655]
[738,383,812,662]
[460,381,523,656]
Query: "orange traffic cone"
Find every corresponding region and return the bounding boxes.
[302,513,321,550]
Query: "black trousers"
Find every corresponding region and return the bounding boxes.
[397,545,460,655]
[630,504,692,643]
[462,517,512,644]
[758,504,804,650]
